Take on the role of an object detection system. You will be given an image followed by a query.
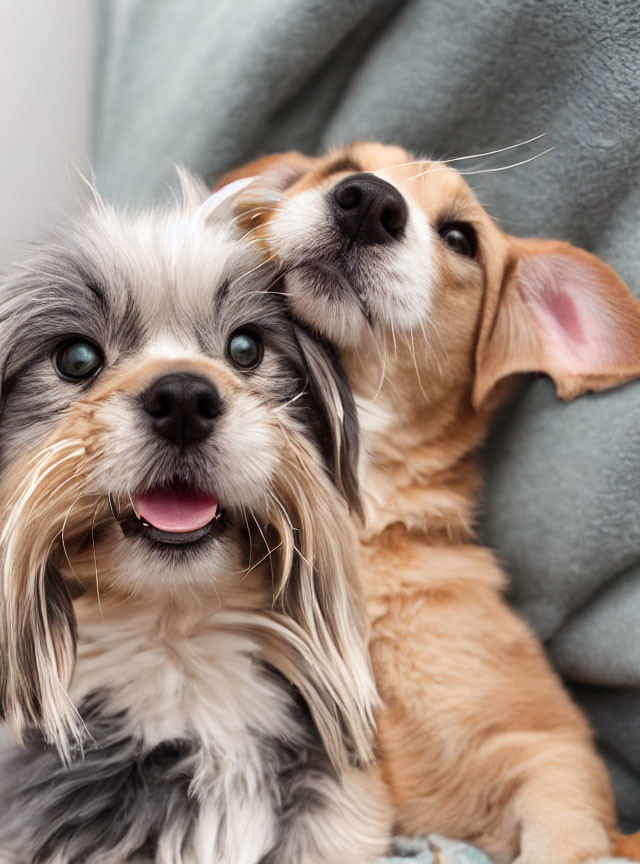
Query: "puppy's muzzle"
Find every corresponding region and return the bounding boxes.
[331,173,407,245]
[141,372,222,448]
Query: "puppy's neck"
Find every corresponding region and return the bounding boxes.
[357,381,489,544]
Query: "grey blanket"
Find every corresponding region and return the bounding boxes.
[93,0,640,835]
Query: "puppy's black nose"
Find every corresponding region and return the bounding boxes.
[332,173,408,245]
[141,373,222,448]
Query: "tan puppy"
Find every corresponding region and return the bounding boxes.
[219,142,640,864]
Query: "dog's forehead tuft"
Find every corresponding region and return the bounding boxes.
[85,203,264,302]
[48,201,277,341]
[0,195,283,382]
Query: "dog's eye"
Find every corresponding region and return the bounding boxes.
[54,340,103,381]
[438,222,477,258]
[227,330,263,370]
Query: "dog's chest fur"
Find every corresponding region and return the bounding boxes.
[0,598,331,864]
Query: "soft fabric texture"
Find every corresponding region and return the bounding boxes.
[92,0,640,846]
[383,835,492,863]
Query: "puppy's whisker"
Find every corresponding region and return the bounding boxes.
[408,328,429,402]
[236,271,287,298]
[418,315,446,381]
[238,540,283,583]
[241,505,253,572]
[127,491,139,520]
[273,388,307,414]
[366,319,388,400]
[456,147,555,176]
[267,490,295,534]
[251,511,275,587]
[238,223,270,241]
[231,204,277,222]
[210,575,222,611]
[59,492,87,586]
[92,502,104,622]
[381,134,547,173]
[235,252,279,283]
[403,148,554,183]
[389,318,398,358]
[107,492,120,521]
[441,134,547,165]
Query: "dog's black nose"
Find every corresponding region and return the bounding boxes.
[332,173,408,244]
[141,373,222,448]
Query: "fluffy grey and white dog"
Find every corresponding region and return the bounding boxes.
[0,175,390,863]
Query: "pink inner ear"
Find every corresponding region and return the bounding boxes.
[518,253,618,373]
[539,284,584,344]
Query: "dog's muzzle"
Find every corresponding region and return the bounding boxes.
[114,372,226,548]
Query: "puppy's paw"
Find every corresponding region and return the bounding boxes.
[514,851,625,864]
[514,820,612,864]
[614,833,640,861]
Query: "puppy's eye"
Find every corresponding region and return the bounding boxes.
[438,222,477,258]
[227,330,263,370]
[54,340,103,381]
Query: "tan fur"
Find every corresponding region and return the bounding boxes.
[615,834,640,859]
[224,143,640,863]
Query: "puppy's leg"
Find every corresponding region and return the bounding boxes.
[511,742,613,864]
[259,764,391,864]
[366,543,616,864]
[614,832,640,860]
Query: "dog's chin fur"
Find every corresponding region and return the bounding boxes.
[0,175,390,863]
[269,182,434,350]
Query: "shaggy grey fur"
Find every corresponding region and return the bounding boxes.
[0,680,335,864]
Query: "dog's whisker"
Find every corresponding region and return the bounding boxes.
[456,147,555,176]
[107,492,120,521]
[408,327,429,402]
[402,148,554,183]
[238,539,283,583]
[238,223,269,241]
[273,388,307,414]
[389,317,398,358]
[231,203,277,223]
[365,318,388,401]
[234,251,279,283]
[59,492,87,587]
[92,501,104,622]
[382,134,547,172]
[210,575,222,611]
[416,314,446,382]
[127,491,139,521]
[251,511,276,587]
[235,271,287,299]
[241,505,253,573]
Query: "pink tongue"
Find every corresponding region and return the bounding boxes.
[133,487,219,533]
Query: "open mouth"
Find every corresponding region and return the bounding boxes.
[118,483,223,547]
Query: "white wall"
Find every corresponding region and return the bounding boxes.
[0,2,91,269]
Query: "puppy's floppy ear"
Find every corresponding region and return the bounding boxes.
[0,561,76,738]
[0,437,88,761]
[214,151,317,196]
[474,237,640,409]
[295,326,361,518]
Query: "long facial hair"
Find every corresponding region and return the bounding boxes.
[0,380,375,770]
